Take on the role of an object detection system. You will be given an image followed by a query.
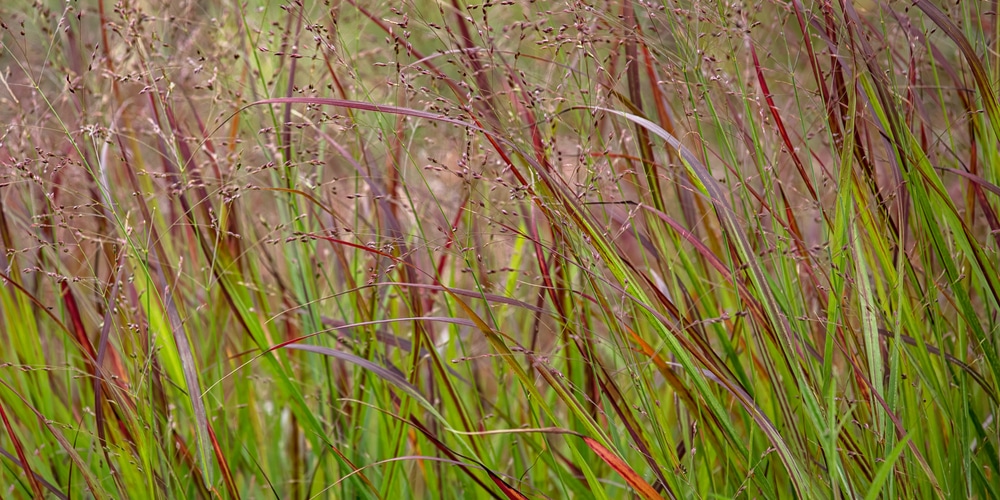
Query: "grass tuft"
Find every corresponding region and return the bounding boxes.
[1,0,999,497]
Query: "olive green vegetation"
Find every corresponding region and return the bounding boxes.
[1,0,998,498]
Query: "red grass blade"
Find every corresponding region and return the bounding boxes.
[582,436,664,500]
[0,400,44,498]
[486,469,529,500]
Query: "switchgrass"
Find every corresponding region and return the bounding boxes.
[1,0,998,497]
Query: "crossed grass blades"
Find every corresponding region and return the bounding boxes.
[1,0,999,498]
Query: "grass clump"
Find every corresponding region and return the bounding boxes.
[1,0,999,498]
